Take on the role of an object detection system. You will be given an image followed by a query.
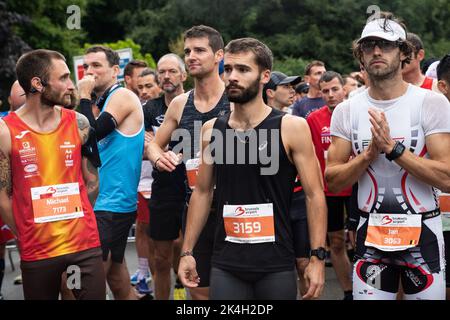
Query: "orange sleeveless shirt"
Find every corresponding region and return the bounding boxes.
[3,108,100,261]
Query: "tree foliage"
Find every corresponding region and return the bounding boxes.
[2,0,449,110]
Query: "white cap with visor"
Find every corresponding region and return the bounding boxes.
[358,18,406,43]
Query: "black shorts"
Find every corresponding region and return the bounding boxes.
[326,196,350,232]
[182,204,216,288]
[444,231,450,288]
[148,198,185,241]
[289,190,310,258]
[95,211,136,263]
[347,184,359,231]
[21,247,105,300]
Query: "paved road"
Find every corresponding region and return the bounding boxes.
[1,242,344,300]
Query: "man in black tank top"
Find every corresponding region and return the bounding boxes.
[141,53,187,300]
[178,38,327,300]
[147,25,229,300]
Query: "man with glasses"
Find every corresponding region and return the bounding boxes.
[326,12,450,300]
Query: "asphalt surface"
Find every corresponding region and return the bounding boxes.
[1,242,344,300]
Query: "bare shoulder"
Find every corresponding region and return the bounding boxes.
[165,91,190,122]
[108,87,141,109]
[0,119,11,152]
[203,118,217,130]
[169,92,190,110]
[75,112,90,144]
[75,111,90,130]
[281,114,312,153]
[201,118,218,141]
[282,114,309,132]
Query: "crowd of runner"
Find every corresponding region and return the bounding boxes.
[0,10,450,300]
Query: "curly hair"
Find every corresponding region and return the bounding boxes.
[352,11,415,69]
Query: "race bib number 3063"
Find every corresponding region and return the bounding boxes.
[223,203,275,244]
[31,183,84,223]
[365,213,421,252]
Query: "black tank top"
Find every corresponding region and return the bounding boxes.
[144,97,185,201]
[169,90,230,200]
[211,108,297,273]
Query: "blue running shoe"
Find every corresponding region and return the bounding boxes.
[130,270,139,285]
[130,270,151,286]
[136,278,153,295]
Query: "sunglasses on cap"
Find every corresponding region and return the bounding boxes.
[360,39,400,54]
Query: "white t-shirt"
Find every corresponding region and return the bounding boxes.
[331,85,450,214]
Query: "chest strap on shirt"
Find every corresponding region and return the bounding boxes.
[359,208,440,220]
[422,208,441,220]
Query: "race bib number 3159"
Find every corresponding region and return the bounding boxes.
[223,203,275,244]
[31,183,84,223]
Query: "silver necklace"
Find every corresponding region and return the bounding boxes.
[235,128,255,144]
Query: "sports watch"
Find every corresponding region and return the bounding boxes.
[386,141,406,161]
[309,247,327,260]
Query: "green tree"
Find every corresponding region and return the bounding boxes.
[6,0,88,71]
[273,57,308,76]
[0,1,31,110]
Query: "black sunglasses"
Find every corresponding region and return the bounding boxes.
[360,39,400,54]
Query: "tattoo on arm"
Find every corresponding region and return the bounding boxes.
[0,148,12,197]
[76,112,91,144]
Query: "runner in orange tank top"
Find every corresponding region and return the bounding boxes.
[0,49,105,300]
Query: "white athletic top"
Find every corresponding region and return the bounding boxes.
[331,84,450,214]
[138,160,153,193]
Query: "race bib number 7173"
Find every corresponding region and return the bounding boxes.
[31,183,84,223]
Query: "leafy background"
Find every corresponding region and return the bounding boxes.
[1,0,449,109]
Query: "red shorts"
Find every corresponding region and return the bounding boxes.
[0,217,14,245]
[137,192,150,224]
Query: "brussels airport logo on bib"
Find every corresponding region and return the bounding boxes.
[41,187,57,199]
[234,206,259,217]
[381,215,393,225]
[235,207,246,216]
[60,141,75,167]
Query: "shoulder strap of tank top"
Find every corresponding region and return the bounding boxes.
[96,83,122,111]
[216,90,228,106]
[212,112,231,133]
[186,90,195,106]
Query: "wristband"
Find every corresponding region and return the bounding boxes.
[180,250,193,258]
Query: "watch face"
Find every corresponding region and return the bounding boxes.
[311,248,326,260]
[317,250,326,260]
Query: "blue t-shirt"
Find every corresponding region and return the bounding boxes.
[292,97,325,119]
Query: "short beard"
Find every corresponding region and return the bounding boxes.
[162,82,179,94]
[40,87,70,108]
[366,52,401,82]
[226,76,260,104]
